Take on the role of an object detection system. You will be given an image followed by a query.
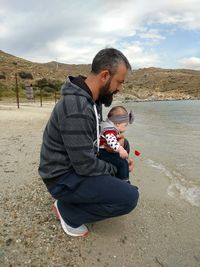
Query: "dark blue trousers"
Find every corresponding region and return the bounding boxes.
[46,172,139,227]
[98,149,129,180]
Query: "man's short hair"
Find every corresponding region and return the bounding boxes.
[91,48,131,75]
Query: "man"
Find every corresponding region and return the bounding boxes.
[38,48,139,237]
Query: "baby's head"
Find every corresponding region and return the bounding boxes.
[107,106,134,133]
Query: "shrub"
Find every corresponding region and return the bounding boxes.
[42,91,52,97]
[52,80,63,91]
[0,83,14,98]
[43,86,55,93]
[18,71,33,79]
[36,78,63,91]
[0,72,6,79]
[36,78,48,88]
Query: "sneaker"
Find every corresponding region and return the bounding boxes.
[53,200,89,237]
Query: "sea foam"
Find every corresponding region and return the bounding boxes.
[146,159,200,207]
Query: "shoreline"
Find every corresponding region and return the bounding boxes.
[122,97,200,103]
[0,96,199,104]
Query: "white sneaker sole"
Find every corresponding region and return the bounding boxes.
[53,201,89,237]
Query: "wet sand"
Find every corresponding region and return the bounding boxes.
[0,102,199,267]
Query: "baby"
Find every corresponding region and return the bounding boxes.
[98,106,134,183]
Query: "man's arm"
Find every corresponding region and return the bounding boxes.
[60,112,117,177]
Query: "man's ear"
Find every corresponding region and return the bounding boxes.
[100,70,110,83]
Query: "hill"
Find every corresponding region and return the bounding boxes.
[0,50,199,100]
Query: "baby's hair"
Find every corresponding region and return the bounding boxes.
[108,106,128,118]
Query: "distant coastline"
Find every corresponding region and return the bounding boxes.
[115,94,200,103]
[122,98,200,103]
[1,50,200,101]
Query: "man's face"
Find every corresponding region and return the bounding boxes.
[98,77,113,107]
[99,63,128,107]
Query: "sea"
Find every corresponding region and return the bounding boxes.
[109,100,200,207]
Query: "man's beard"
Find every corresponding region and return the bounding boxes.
[98,79,118,107]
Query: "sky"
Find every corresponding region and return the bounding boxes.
[0,0,200,69]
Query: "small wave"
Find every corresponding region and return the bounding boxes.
[146,159,173,179]
[168,183,200,207]
[146,159,200,207]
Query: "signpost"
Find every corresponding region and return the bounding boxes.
[40,88,43,107]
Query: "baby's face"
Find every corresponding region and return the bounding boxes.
[116,122,128,133]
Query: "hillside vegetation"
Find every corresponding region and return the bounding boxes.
[0,50,199,100]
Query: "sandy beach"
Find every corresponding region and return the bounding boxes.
[0,102,200,267]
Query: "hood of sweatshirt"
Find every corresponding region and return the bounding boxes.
[61,75,94,104]
[61,75,100,151]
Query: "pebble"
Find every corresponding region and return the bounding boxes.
[0,178,80,266]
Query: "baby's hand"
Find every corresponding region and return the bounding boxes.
[116,133,125,147]
[118,146,128,159]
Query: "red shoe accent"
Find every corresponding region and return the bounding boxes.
[82,231,89,237]
[53,204,60,221]
[52,202,89,237]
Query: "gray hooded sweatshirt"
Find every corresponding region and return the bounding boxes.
[38,76,116,184]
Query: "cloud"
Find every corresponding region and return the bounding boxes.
[120,43,161,68]
[137,28,166,45]
[178,57,200,70]
[150,0,200,30]
[0,0,200,68]
[154,12,200,30]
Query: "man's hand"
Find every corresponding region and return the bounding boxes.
[118,146,128,159]
[128,158,134,172]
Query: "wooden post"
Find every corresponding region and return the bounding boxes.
[40,88,42,107]
[33,89,35,102]
[15,73,19,108]
[55,91,57,104]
